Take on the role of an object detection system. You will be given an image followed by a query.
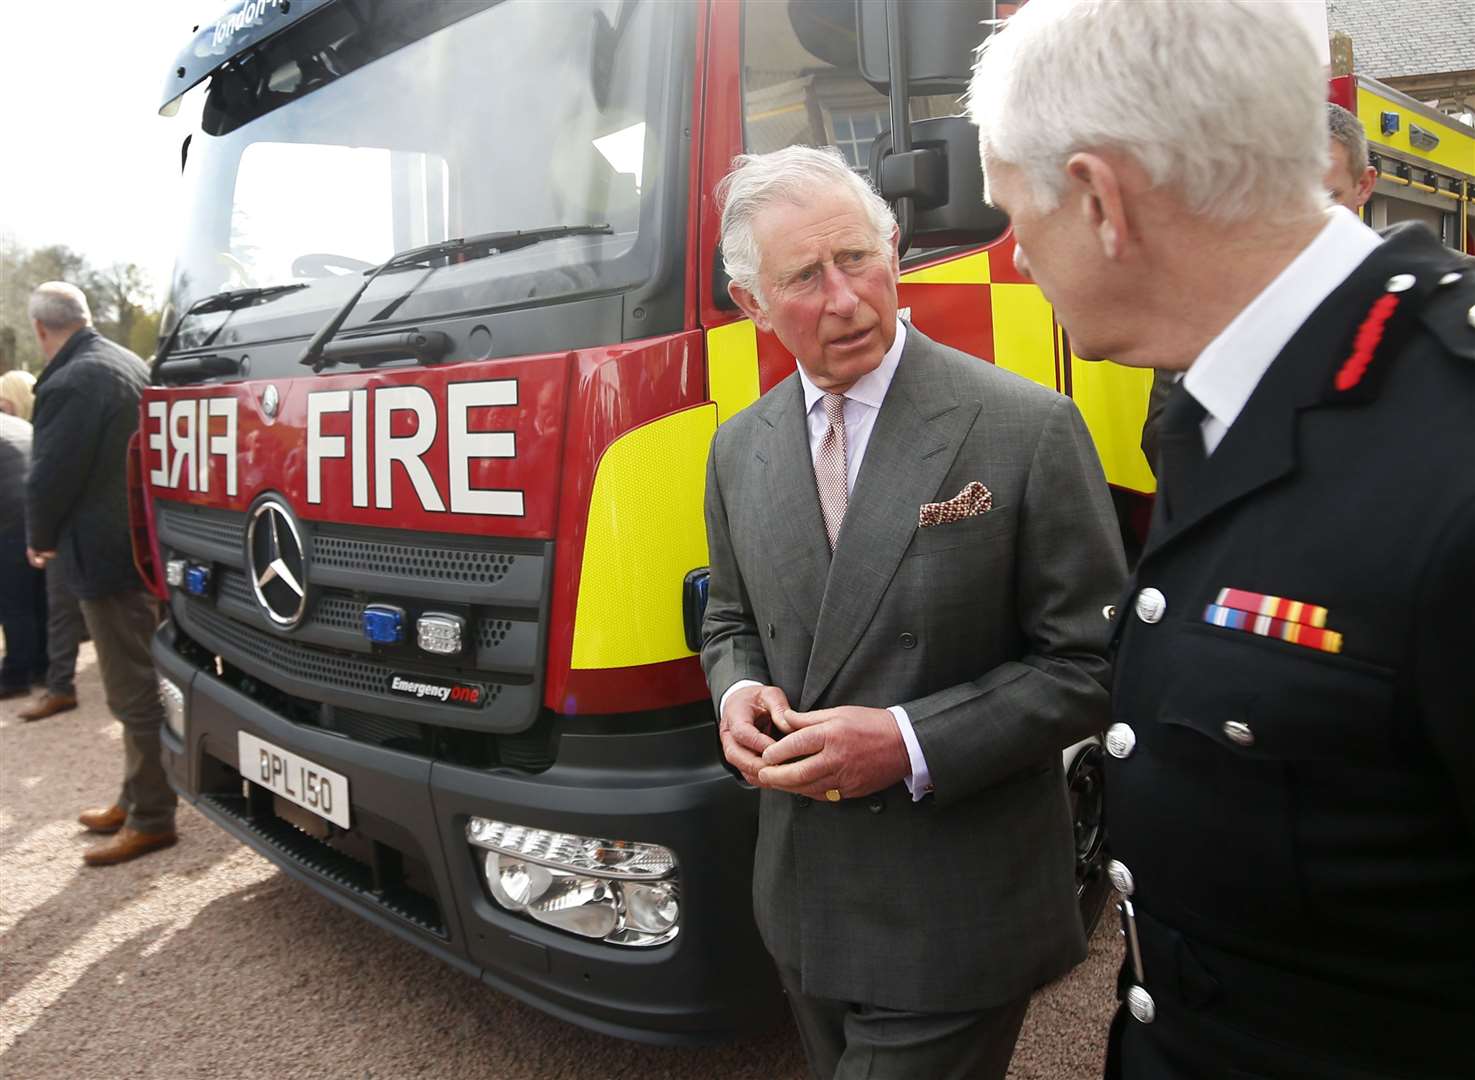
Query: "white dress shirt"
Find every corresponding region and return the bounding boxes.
[719,321,934,800]
[1183,206,1384,453]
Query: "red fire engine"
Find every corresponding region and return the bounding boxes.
[132,0,1475,1044]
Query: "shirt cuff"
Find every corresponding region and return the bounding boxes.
[889,705,934,801]
[718,679,762,718]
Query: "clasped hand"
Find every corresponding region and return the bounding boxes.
[718,685,909,801]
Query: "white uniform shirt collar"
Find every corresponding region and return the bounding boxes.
[1183,207,1382,451]
[797,319,906,415]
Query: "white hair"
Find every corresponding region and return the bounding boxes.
[968,0,1329,223]
[28,281,92,331]
[716,145,896,303]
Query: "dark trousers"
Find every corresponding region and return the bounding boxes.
[44,560,82,697]
[0,525,48,690]
[778,966,1030,1080]
[79,589,175,832]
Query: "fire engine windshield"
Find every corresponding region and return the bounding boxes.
[162,0,685,358]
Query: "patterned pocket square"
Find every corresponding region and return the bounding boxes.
[919,481,993,528]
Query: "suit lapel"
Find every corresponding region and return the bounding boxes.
[800,332,979,709]
[754,376,830,640]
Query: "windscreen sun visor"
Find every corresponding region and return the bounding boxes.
[159,0,336,115]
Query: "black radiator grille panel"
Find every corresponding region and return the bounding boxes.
[331,709,426,750]
[314,536,516,585]
[315,595,362,630]
[188,602,505,707]
[218,568,254,607]
[157,505,245,550]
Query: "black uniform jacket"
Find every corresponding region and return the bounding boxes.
[1106,225,1475,1080]
[28,327,150,600]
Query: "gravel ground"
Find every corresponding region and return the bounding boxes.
[1,642,1119,1079]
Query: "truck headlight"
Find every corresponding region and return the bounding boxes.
[159,677,186,739]
[466,817,680,947]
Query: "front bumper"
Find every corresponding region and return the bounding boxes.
[154,627,779,1043]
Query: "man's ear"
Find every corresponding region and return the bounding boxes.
[1066,152,1129,261]
[728,281,772,332]
[888,224,901,275]
[1355,165,1377,211]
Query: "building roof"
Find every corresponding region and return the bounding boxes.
[1327,0,1475,79]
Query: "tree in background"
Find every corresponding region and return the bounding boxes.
[0,238,162,373]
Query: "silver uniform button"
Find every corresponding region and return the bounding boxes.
[1385,273,1416,293]
[1102,604,1117,622]
[1107,859,1135,896]
[1126,984,1156,1024]
[1223,720,1255,747]
[1467,304,1475,329]
[1105,723,1137,760]
[1438,272,1461,286]
[1135,587,1167,624]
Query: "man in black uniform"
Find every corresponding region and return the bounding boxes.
[970,2,1474,1077]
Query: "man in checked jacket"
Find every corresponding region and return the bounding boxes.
[700,145,1125,1080]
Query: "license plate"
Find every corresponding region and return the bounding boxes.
[238,731,351,829]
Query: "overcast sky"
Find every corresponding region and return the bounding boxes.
[0,1,220,296]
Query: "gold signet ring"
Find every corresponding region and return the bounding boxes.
[824,788,842,802]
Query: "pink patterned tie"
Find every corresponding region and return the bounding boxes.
[815,393,849,550]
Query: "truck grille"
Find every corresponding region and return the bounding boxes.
[313,535,518,585]
[155,500,549,734]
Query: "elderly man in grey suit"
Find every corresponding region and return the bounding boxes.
[701,145,1126,1079]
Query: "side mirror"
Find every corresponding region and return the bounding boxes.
[870,117,1007,249]
[856,0,995,252]
[856,0,994,93]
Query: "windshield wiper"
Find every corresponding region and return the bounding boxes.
[151,283,309,375]
[298,224,613,372]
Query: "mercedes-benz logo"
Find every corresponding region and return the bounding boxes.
[261,385,280,419]
[246,498,307,627]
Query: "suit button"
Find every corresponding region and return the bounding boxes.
[899,632,917,649]
[867,797,885,814]
[1126,985,1156,1024]
[1106,859,1135,896]
[795,795,811,808]
[1105,723,1136,759]
[1222,720,1255,747]
[1134,588,1167,624]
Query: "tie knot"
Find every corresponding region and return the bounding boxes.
[1161,383,1207,439]
[822,393,847,426]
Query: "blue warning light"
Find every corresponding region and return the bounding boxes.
[362,604,406,645]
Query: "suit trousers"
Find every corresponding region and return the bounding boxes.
[778,966,1030,1080]
[44,560,83,698]
[79,589,175,832]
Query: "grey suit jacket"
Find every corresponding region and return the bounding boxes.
[701,326,1126,1012]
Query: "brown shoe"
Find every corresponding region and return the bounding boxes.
[18,692,78,721]
[83,827,178,866]
[78,805,129,834]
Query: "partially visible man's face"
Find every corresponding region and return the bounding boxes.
[731,187,899,393]
[1324,139,1375,212]
[987,160,1127,363]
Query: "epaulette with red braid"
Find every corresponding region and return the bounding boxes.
[1327,271,1442,402]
